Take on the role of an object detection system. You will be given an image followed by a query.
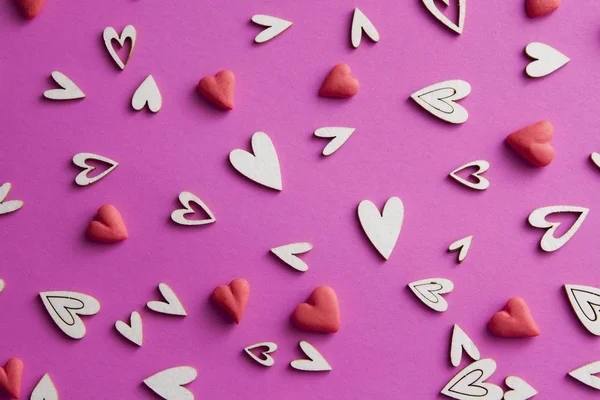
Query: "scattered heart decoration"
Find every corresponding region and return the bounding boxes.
[0,182,23,215]
[422,0,466,35]
[39,291,101,339]
[411,79,471,124]
[244,342,278,367]
[132,75,162,113]
[564,284,600,336]
[197,70,235,110]
[251,15,293,44]
[448,235,473,263]
[488,297,540,338]
[290,341,332,372]
[358,196,404,260]
[526,0,560,18]
[72,152,119,186]
[292,286,340,333]
[211,278,250,324]
[31,373,59,400]
[170,191,216,226]
[441,358,503,400]
[314,127,356,156]
[449,160,490,191]
[271,242,312,272]
[450,324,481,367]
[44,71,85,101]
[528,205,589,252]
[17,0,46,19]
[0,358,23,399]
[115,311,143,347]
[504,376,537,400]
[0,279,4,294]
[590,152,600,168]
[229,131,283,191]
[351,8,380,48]
[506,120,554,167]
[87,204,128,243]
[525,42,569,78]
[569,361,600,390]
[147,283,187,316]
[408,278,454,312]
[143,366,197,400]
[103,25,136,70]
[319,64,360,98]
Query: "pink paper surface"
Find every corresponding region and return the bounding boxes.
[1,1,599,398]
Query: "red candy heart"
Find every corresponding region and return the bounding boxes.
[489,297,540,338]
[87,204,128,243]
[506,120,555,167]
[0,358,23,399]
[526,0,560,17]
[197,70,235,110]
[17,0,46,19]
[292,286,340,333]
[211,278,250,324]
[319,64,359,98]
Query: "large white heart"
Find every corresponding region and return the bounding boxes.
[143,366,197,400]
[528,205,589,252]
[408,278,454,312]
[103,25,136,70]
[441,358,503,400]
[132,75,162,113]
[358,196,404,260]
[411,80,471,124]
[40,291,101,340]
[565,284,600,336]
[229,132,282,191]
[525,42,570,78]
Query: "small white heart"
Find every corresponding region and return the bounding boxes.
[170,191,216,226]
[314,127,355,156]
[408,278,454,312]
[448,236,473,263]
[147,283,187,316]
[0,279,4,293]
[351,8,380,48]
[31,374,59,400]
[569,361,600,390]
[449,160,490,191]
[422,0,466,35]
[132,75,162,113]
[0,182,23,215]
[290,341,332,372]
[143,366,197,400]
[504,376,537,400]
[72,152,119,186]
[103,25,136,70]
[590,152,600,168]
[525,42,569,78]
[115,311,143,347]
[411,80,471,124]
[450,324,480,367]
[39,291,101,340]
[528,205,589,252]
[564,284,600,336]
[251,15,293,43]
[271,242,312,272]
[229,132,282,190]
[244,342,278,367]
[44,71,85,100]
[358,197,404,260]
[441,359,503,400]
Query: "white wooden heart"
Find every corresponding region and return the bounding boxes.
[132,75,162,113]
[271,242,312,272]
[591,152,600,168]
[290,341,332,372]
[72,152,119,186]
[441,359,503,400]
[251,15,293,43]
[351,8,380,48]
[448,236,473,263]
[44,71,85,100]
[422,0,465,35]
[504,376,537,400]
[358,197,404,260]
[40,291,100,340]
[170,191,216,226]
[569,361,600,390]
[0,279,4,293]
[244,342,278,367]
[115,311,143,347]
[525,42,570,78]
[31,373,59,400]
[229,132,282,191]
[103,25,136,70]
[314,127,356,156]
[408,278,454,312]
[450,324,480,367]
[449,160,490,191]
[0,182,23,215]
[564,284,600,336]
[528,205,589,252]
[147,283,187,316]
[411,80,471,124]
[143,366,197,400]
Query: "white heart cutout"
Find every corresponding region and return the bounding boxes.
[0,182,23,215]
[525,42,570,78]
[44,71,85,100]
[351,8,380,48]
[103,25,136,70]
[72,152,118,186]
[132,75,162,113]
[504,376,537,400]
[591,152,600,168]
[358,197,404,260]
[569,361,600,390]
[147,283,187,316]
[0,279,4,293]
[449,160,490,191]
[448,235,473,263]
[244,342,278,367]
[31,373,59,400]
[441,358,503,400]
[411,80,471,124]
[143,366,197,400]
[271,242,312,272]
[422,0,465,34]
[115,311,143,347]
[251,15,293,43]
[229,132,282,190]
[290,341,332,372]
[170,191,216,226]
[409,278,454,312]
[40,291,101,339]
[564,284,600,336]
[528,205,589,252]
[314,127,356,156]
[450,324,480,367]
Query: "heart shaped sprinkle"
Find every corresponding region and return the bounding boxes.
[0,358,23,399]
[489,297,540,338]
[211,278,250,324]
[197,70,235,110]
[506,120,554,167]
[87,204,128,243]
[319,64,359,98]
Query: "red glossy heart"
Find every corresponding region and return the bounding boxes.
[506,120,554,167]
[211,278,250,324]
[489,297,540,337]
[319,64,359,98]
[197,70,235,110]
[87,204,128,243]
[0,358,23,399]
[293,286,340,333]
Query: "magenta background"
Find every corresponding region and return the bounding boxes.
[1,0,600,398]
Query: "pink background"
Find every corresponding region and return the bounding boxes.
[1,0,600,398]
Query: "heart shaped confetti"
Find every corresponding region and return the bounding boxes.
[449,160,490,191]
[504,376,537,400]
[132,75,162,113]
[244,342,278,367]
[40,291,101,339]
[528,205,589,252]
[271,242,312,272]
[314,127,356,156]
[319,64,359,98]
[408,278,454,312]
[525,42,569,78]
[569,361,600,390]
[0,183,23,215]
[506,121,554,167]
[489,297,540,338]
[72,153,118,186]
[358,196,404,260]
[103,25,136,70]
[31,373,58,400]
[441,359,503,400]
[87,204,128,243]
[170,191,216,226]
[197,70,235,110]
[44,71,85,101]
[251,15,293,43]
[450,324,480,367]
[411,80,471,124]
[290,341,332,372]
[564,284,600,335]
[115,311,143,347]
[147,283,187,316]
[292,286,340,333]
[0,358,23,399]
[422,0,466,35]
[351,8,380,48]
[229,132,282,190]
[448,236,473,263]
[211,278,250,324]
[143,366,197,400]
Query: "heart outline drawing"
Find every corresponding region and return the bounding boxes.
[441,358,503,400]
[411,80,471,124]
[408,278,454,312]
[449,160,490,191]
[564,284,600,336]
[244,342,278,367]
[528,205,589,252]
[170,191,216,226]
[103,25,136,70]
[72,152,118,186]
[39,291,101,339]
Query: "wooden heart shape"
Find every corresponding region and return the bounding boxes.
[103,25,136,70]
[422,0,466,34]
[489,297,540,337]
[504,376,538,400]
[358,197,404,260]
[408,278,454,312]
[87,204,128,243]
[229,132,282,190]
[319,64,359,98]
[506,121,554,167]
[143,366,197,399]
[525,42,569,78]
[351,8,380,48]
[197,70,235,110]
[0,358,23,399]
[44,71,85,101]
[31,374,58,400]
[565,284,600,335]
[211,278,250,324]
[40,291,101,339]
[292,286,340,333]
[290,341,332,372]
[441,359,503,400]
[528,205,589,252]
[131,75,162,113]
[450,324,480,367]
[449,160,490,191]
[244,342,277,367]
[411,80,471,124]
[170,191,216,226]
[115,311,143,347]
[0,182,23,215]
[72,153,118,186]
[251,15,293,43]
